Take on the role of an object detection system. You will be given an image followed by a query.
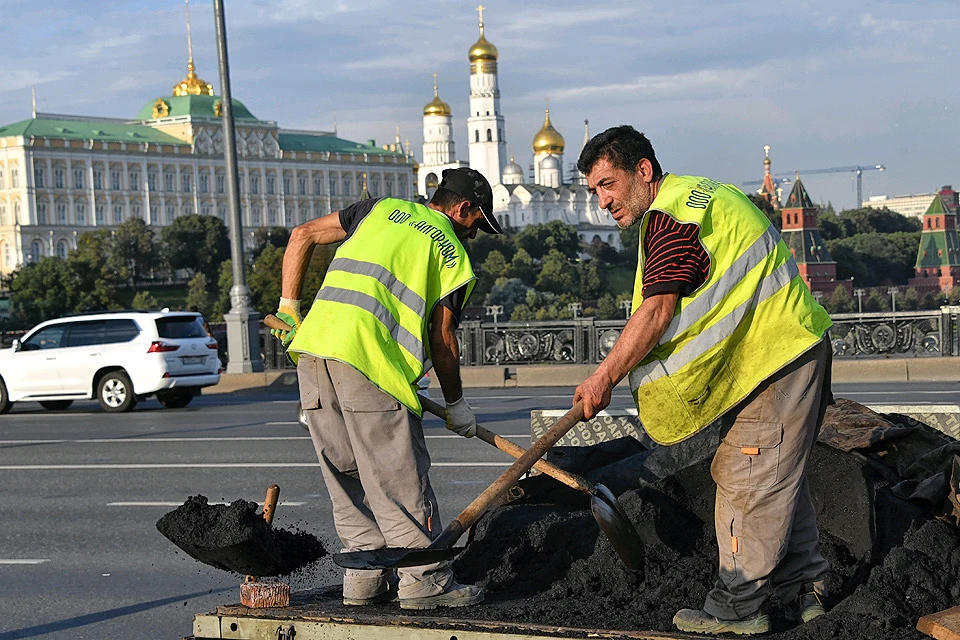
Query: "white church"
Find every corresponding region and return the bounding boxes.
[416,8,622,251]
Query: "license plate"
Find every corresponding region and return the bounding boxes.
[181,356,206,365]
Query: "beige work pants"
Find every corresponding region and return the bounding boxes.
[703,338,831,620]
[298,354,453,593]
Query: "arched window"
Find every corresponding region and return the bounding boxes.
[56,240,68,259]
[31,240,42,262]
[486,129,492,142]
[2,243,9,266]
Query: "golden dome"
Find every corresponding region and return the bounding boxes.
[469,31,498,62]
[173,59,214,97]
[423,76,452,117]
[532,109,564,154]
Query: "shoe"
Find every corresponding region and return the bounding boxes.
[673,608,770,635]
[399,581,484,611]
[784,590,826,623]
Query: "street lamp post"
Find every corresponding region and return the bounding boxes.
[485,304,503,324]
[213,0,263,373]
[620,298,632,319]
[854,288,865,315]
[568,302,582,320]
[888,287,899,314]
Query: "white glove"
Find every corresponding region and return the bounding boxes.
[445,397,477,438]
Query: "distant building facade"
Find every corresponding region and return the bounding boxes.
[0,60,413,276]
[863,192,939,219]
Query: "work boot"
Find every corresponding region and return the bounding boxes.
[398,578,484,611]
[784,587,826,624]
[673,608,770,636]
[342,569,398,606]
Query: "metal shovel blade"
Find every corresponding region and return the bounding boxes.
[591,483,644,572]
[333,546,467,570]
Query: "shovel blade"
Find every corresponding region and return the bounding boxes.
[591,483,645,572]
[334,546,466,570]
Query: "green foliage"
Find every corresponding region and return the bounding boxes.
[820,206,919,242]
[467,230,516,266]
[516,220,581,261]
[67,231,124,312]
[507,248,537,286]
[185,272,210,315]
[485,278,529,319]
[160,214,230,282]
[827,232,921,286]
[211,260,234,321]
[247,244,285,316]
[480,250,510,280]
[536,249,578,294]
[510,289,576,321]
[113,218,161,286]
[577,259,604,299]
[9,258,79,327]
[821,286,856,314]
[595,293,619,319]
[864,289,890,312]
[131,290,159,310]
[251,226,291,261]
[747,194,781,231]
[618,226,639,268]
[817,208,843,241]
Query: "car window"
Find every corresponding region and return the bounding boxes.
[156,316,207,339]
[21,325,67,351]
[64,319,141,347]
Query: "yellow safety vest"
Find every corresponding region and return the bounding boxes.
[628,175,832,445]
[290,198,476,415]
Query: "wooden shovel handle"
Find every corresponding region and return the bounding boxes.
[419,395,594,495]
[262,484,280,526]
[263,314,292,332]
[429,399,585,550]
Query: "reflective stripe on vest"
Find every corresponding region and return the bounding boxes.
[626,175,831,445]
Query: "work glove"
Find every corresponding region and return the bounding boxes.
[272,297,302,348]
[445,397,477,438]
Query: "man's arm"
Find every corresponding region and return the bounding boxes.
[573,291,679,420]
[428,303,463,403]
[281,212,347,300]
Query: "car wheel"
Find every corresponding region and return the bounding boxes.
[0,378,12,415]
[97,371,137,413]
[40,400,73,411]
[156,389,193,409]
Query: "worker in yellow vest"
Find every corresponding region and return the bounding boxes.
[271,168,502,611]
[574,126,833,635]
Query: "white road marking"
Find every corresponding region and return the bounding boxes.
[0,462,513,470]
[0,435,529,445]
[107,501,306,507]
[0,559,49,565]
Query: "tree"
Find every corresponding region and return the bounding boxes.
[827,232,921,286]
[161,214,230,282]
[251,226,291,261]
[131,290,159,310]
[595,293,619,319]
[618,226,639,268]
[247,244,285,316]
[186,272,210,316]
[480,250,510,280]
[485,278,529,319]
[536,248,578,295]
[836,207,921,237]
[9,257,79,327]
[516,220,581,261]
[67,230,123,312]
[507,248,537,286]
[467,229,516,266]
[822,286,855,314]
[212,260,234,321]
[577,259,604,299]
[113,218,161,287]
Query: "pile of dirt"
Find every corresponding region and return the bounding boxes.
[157,495,327,576]
[442,441,960,638]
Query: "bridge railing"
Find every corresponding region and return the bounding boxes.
[255,306,960,370]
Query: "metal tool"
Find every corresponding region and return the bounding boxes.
[419,395,643,571]
[333,401,586,570]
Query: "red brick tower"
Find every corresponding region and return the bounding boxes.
[780,175,845,294]
[908,186,960,292]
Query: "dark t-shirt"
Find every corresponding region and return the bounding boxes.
[641,209,711,298]
[338,198,468,325]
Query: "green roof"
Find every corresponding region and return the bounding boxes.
[925,195,947,216]
[0,117,185,145]
[277,132,404,156]
[782,178,816,210]
[781,229,835,264]
[135,95,258,121]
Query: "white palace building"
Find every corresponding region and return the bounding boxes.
[416,7,622,250]
[0,58,414,277]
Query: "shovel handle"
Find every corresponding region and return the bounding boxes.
[264,314,292,332]
[262,484,280,526]
[429,399,585,550]
[419,395,594,495]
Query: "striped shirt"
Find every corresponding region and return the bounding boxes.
[641,210,711,298]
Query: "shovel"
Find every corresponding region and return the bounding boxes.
[418,395,643,571]
[333,400,587,570]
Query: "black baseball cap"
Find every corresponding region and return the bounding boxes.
[438,167,502,234]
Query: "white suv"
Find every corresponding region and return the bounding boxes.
[0,311,222,413]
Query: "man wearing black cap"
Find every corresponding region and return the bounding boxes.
[272,167,499,610]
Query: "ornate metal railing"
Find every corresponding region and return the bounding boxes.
[256,306,960,369]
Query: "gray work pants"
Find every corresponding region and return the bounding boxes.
[703,338,831,620]
[297,354,453,593]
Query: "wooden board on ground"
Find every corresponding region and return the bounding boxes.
[918,605,960,640]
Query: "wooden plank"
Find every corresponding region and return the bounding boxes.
[918,605,960,640]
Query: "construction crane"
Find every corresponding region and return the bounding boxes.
[743,164,885,208]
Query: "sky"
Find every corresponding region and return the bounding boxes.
[2,0,958,212]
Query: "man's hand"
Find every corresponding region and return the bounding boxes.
[271,297,302,347]
[445,397,477,438]
[573,371,614,420]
